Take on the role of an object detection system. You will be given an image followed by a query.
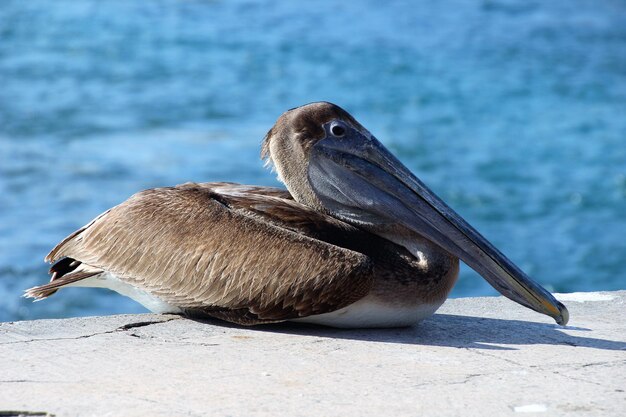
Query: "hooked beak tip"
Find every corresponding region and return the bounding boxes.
[555,301,569,326]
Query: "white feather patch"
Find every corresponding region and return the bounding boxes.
[292,296,442,328]
[66,272,182,314]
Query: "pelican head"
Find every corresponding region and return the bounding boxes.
[263,102,569,325]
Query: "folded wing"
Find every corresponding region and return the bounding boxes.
[33,182,374,324]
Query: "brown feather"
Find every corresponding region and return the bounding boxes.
[38,182,375,322]
[25,270,100,299]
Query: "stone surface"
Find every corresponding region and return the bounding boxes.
[1,292,625,417]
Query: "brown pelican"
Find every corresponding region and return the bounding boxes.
[25,102,569,327]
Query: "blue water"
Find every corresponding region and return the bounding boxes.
[1,0,625,321]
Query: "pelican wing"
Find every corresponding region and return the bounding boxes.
[44,182,374,323]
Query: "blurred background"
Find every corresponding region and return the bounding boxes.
[1,0,625,321]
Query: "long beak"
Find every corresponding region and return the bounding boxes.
[309,124,569,325]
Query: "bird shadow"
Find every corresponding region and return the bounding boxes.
[193,313,626,351]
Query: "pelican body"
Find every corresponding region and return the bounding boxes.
[26,102,568,328]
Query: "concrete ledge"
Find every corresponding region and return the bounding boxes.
[1,292,625,417]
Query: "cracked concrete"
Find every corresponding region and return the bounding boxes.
[1,291,624,417]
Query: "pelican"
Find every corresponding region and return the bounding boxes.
[25,102,569,327]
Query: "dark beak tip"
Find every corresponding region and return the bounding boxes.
[556,301,569,326]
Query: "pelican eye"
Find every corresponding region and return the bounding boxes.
[330,121,346,137]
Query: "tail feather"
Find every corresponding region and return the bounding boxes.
[25,257,100,300]
[25,271,99,300]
